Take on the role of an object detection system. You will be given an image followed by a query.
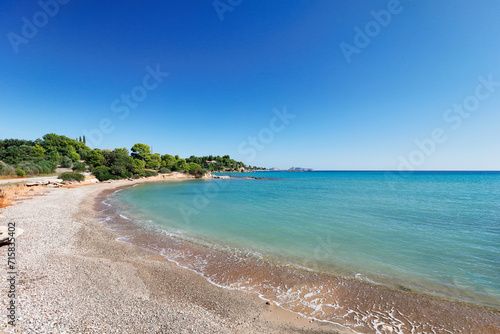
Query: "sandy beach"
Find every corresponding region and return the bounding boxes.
[0,176,352,334]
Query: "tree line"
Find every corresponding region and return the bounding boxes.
[0,133,265,180]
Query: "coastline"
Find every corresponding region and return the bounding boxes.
[0,176,499,333]
[0,176,351,333]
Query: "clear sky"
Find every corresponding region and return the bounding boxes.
[1,1,500,170]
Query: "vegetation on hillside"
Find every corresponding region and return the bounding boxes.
[0,133,265,180]
[185,155,262,172]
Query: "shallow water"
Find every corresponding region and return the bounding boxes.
[101,171,500,333]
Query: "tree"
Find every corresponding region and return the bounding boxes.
[78,148,89,160]
[18,145,32,159]
[0,133,265,178]
[175,159,187,171]
[86,149,105,167]
[40,133,90,162]
[131,158,146,175]
[109,148,134,177]
[186,162,206,178]
[131,143,151,160]
[67,146,81,162]
[161,154,177,170]
[92,166,116,181]
[110,162,129,177]
[144,153,161,170]
[4,146,21,164]
[32,144,46,158]
[48,150,60,163]
[114,147,129,156]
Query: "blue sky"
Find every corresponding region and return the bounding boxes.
[1,0,500,170]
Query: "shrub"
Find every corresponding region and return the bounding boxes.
[110,162,128,176]
[158,167,171,174]
[186,163,206,178]
[37,160,57,174]
[72,161,86,172]
[92,165,132,181]
[101,174,122,181]
[17,162,40,175]
[144,170,158,177]
[16,160,57,175]
[92,166,113,181]
[60,156,73,168]
[16,168,26,177]
[0,162,15,176]
[58,172,85,182]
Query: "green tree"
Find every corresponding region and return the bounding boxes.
[86,149,105,167]
[186,162,205,178]
[161,154,177,170]
[175,159,188,171]
[78,148,89,160]
[18,145,33,159]
[31,144,46,158]
[91,166,117,181]
[144,153,161,170]
[48,150,60,163]
[110,162,128,176]
[131,158,146,175]
[109,149,134,177]
[4,146,21,164]
[40,133,90,163]
[67,146,81,162]
[131,143,151,160]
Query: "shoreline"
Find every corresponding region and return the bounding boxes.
[0,176,350,333]
[1,176,499,333]
[97,181,500,333]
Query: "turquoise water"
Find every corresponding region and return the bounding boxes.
[112,171,500,308]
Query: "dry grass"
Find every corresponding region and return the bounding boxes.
[0,175,26,180]
[0,183,33,210]
[0,183,27,198]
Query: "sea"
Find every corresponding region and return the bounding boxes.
[100,171,500,333]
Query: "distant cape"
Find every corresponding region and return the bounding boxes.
[288,167,314,172]
[268,167,314,172]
